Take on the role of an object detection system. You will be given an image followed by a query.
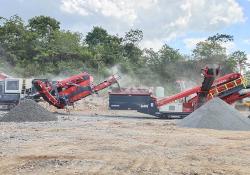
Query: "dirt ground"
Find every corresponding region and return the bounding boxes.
[0,96,250,175]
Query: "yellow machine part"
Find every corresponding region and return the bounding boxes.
[243,101,250,107]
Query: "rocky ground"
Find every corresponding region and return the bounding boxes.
[0,96,250,175]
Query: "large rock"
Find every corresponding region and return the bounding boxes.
[177,97,250,131]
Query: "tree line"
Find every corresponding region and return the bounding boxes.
[0,15,248,93]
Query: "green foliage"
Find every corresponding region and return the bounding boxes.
[192,41,226,61]
[158,44,183,63]
[0,15,248,94]
[123,29,143,45]
[85,27,109,47]
[0,15,27,59]
[207,33,233,43]
[28,16,60,36]
[191,33,238,74]
[50,30,82,53]
[193,34,234,62]
[85,27,123,67]
[228,51,248,73]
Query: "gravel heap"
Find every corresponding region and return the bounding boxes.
[177,97,250,131]
[0,99,57,122]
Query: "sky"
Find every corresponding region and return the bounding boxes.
[1,0,250,58]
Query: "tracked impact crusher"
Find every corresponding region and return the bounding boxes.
[33,72,120,109]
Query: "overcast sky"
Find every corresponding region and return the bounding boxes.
[1,0,250,58]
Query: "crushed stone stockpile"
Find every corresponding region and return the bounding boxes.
[178,97,250,131]
[0,99,57,122]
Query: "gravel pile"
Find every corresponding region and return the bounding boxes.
[178,97,250,131]
[0,99,57,122]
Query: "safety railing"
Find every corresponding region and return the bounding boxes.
[208,76,246,98]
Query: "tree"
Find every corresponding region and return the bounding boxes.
[0,15,26,48]
[27,16,60,55]
[192,34,234,70]
[192,41,226,61]
[193,34,234,61]
[28,16,60,37]
[207,33,233,43]
[192,34,247,75]
[85,27,109,47]
[158,44,183,63]
[142,44,184,83]
[50,30,82,54]
[2,14,248,90]
[123,29,143,45]
[100,35,123,66]
[123,43,142,63]
[120,29,144,67]
[228,51,248,73]
[85,27,124,67]
[142,48,159,65]
[0,15,28,64]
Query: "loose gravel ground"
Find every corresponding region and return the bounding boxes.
[0,112,250,175]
